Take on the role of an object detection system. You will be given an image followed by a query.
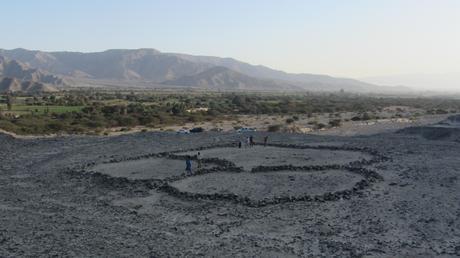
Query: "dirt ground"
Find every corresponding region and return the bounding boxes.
[90,158,216,180]
[1,127,460,257]
[97,112,450,137]
[311,114,450,136]
[170,170,363,201]
[177,146,371,171]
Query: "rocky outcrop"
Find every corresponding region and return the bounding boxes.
[0,77,58,93]
[0,56,64,92]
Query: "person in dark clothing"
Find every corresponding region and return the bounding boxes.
[249,135,254,147]
[185,156,192,176]
[238,141,242,148]
[263,136,268,147]
[196,152,202,169]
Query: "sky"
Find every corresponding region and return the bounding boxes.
[1,0,459,88]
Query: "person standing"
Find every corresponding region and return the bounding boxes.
[185,156,193,176]
[197,152,202,169]
[249,135,254,147]
[238,141,242,148]
[246,137,250,147]
[263,135,268,147]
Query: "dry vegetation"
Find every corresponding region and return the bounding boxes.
[0,90,458,135]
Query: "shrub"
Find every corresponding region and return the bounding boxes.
[268,124,282,132]
[315,123,326,130]
[362,112,372,120]
[351,116,361,121]
[435,109,449,114]
[328,119,342,127]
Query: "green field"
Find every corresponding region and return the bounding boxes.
[0,105,84,115]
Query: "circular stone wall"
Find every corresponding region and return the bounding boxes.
[176,146,372,171]
[169,170,364,201]
[78,143,386,206]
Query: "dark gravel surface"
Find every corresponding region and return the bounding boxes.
[1,131,460,257]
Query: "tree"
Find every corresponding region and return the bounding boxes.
[231,95,245,106]
[362,112,372,121]
[49,95,56,103]
[171,103,185,115]
[315,123,326,130]
[285,118,295,124]
[6,95,13,111]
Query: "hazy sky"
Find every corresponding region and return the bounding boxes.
[1,0,459,81]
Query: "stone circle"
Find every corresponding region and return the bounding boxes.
[78,143,388,207]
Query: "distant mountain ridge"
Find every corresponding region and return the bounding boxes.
[0,48,210,82]
[0,48,403,92]
[0,77,58,93]
[163,66,301,91]
[0,56,61,92]
[0,55,63,84]
[170,53,375,91]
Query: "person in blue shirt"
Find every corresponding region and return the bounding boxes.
[249,135,254,147]
[185,156,192,176]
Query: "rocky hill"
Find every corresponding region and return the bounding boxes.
[0,77,57,93]
[171,53,378,91]
[0,49,210,82]
[0,48,402,92]
[162,66,300,91]
[0,55,64,92]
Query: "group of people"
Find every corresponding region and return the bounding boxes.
[238,135,268,148]
[185,135,269,175]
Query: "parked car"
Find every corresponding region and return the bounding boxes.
[236,127,257,133]
[176,129,190,134]
[190,127,204,133]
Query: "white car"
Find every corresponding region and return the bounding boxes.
[236,127,257,133]
[176,129,190,134]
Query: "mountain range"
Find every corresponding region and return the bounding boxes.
[0,48,407,93]
[162,66,300,91]
[0,55,63,93]
[0,77,58,93]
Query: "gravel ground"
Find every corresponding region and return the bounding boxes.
[170,170,363,201]
[177,146,371,171]
[1,131,460,257]
[311,114,450,136]
[90,157,215,180]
